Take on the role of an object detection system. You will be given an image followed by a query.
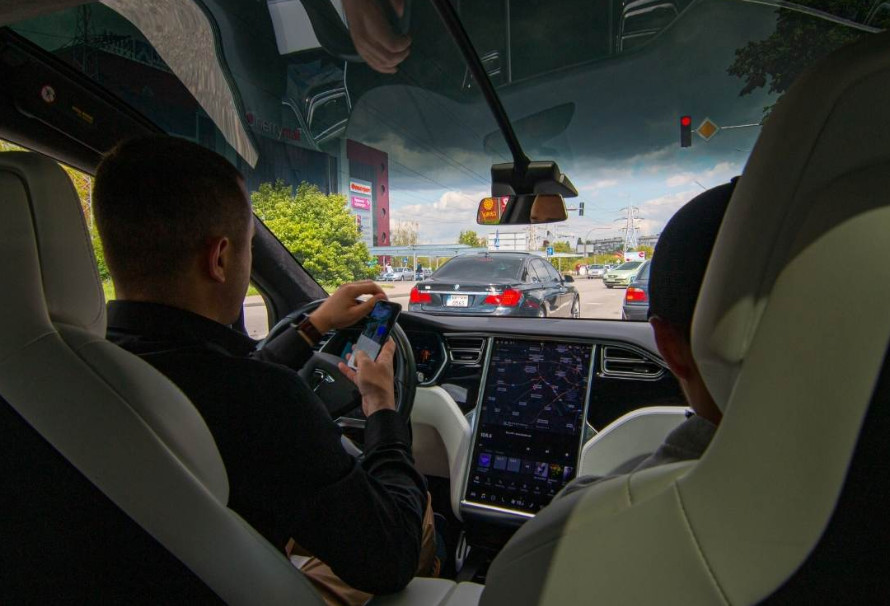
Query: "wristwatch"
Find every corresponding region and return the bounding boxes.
[292,313,323,346]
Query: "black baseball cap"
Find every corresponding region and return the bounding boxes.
[648,178,738,334]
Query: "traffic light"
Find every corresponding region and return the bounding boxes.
[680,115,692,148]
[579,202,585,217]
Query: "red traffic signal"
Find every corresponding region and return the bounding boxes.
[680,115,692,147]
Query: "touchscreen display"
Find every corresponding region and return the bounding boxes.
[464,338,593,516]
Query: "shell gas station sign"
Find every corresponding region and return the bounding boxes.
[477,196,510,225]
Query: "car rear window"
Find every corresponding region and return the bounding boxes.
[636,261,651,280]
[433,256,524,281]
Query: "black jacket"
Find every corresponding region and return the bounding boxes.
[106,301,426,594]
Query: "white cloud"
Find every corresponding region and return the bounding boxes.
[664,161,740,189]
[666,173,695,188]
[580,179,619,194]
[390,189,489,244]
[635,189,700,236]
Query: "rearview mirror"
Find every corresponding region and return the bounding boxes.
[477,194,568,225]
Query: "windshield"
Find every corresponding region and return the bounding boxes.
[615,262,643,271]
[433,256,524,282]
[10,0,886,322]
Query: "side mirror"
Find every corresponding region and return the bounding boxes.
[562,274,574,283]
[477,193,568,225]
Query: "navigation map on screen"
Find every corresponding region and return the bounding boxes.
[464,339,593,516]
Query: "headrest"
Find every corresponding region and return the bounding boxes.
[0,152,105,348]
[693,31,890,411]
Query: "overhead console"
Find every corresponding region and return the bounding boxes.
[461,337,593,523]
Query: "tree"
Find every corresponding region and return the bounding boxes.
[727,1,885,117]
[252,180,376,286]
[391,220,419,246]
[543,241,572,253]
[458,229,485,247]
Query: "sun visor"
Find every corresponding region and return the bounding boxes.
[102,0,259,167]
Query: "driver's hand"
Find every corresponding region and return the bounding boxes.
[338,340,397,417]
[343,0,411,74]
[309,280,387,334]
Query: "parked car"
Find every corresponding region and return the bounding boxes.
[586,264,606,279]
[415,268,432,281]
[603,261,644,288]
[382,267,414,281]
[622,260,651,320]
[409,252,580,318]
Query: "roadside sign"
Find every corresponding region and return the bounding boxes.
[546,247,554,256]
[403,257,408,264]
[696,118,720,141]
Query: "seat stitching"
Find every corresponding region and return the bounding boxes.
[624,473,633,505]
[673,482,730,605]
[0,330,56,367]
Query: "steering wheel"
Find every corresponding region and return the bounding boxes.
[257,299,416,427]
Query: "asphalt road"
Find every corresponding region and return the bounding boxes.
[242,276,632,339]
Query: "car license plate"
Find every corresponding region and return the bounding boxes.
[446,294,469,307]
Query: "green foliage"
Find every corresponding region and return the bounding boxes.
[457,230,485,248]
[89,222,111,282]
[391,221,419,246]
[252,180,376,287]
[727,1,881,116]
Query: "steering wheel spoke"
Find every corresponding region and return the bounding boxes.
[256,299,416,426]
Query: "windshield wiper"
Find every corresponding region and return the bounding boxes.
[429,0,577,202]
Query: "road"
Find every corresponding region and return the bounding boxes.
[242,276,630,339]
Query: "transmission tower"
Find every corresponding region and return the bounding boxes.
[68,4,99,79]
[616,206,643,252]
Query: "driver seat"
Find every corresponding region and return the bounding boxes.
[0,151,323,603]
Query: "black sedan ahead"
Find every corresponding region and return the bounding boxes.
[621,260,651,321]
[409,252,580,318]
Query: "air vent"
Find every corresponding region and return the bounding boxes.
[446,336,486,366]
[601,345,664,380]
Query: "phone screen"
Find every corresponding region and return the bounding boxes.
[348,300,401,369]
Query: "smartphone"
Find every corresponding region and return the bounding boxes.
[348,300,401,369]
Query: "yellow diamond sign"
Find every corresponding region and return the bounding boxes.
[696,118,720,141]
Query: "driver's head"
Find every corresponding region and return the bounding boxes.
[648,178,736,425]
[94,135,253,325]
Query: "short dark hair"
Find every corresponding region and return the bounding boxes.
[93,135,249,289]
[648,178,737,335]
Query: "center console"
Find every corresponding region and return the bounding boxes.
[460,337,594,523]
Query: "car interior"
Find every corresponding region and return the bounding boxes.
[2,0,890,603]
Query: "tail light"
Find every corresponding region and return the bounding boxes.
[484,288,522,307]
[625,287,648,303]
[410,287,432,304]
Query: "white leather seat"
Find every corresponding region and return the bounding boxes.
[479,31,890,604]
[0,152,324,604]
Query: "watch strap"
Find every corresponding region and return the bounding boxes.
[292,313,323,345]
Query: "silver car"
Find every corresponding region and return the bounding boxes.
[586,264,605,279]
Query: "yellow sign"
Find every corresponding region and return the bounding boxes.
[696,118,719,141]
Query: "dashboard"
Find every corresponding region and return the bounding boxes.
[323,312,687,526]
